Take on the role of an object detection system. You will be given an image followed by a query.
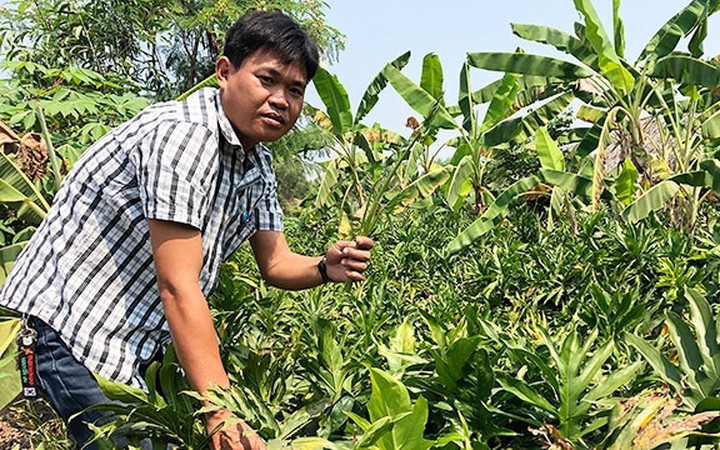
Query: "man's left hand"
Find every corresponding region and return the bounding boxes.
[325,236,373,282]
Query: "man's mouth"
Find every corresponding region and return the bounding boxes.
[263,112,285,126]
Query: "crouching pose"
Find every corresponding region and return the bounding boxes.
[0,10,372,450]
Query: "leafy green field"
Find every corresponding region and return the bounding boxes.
[2,0,720,448]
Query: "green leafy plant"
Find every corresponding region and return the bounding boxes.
[467,0,720,233]
[85,347,208,449]
[311,57,448,238]
[627,287,720,411]
[0,317,21,410]
[346,368,434,450]
[493,324,643,448]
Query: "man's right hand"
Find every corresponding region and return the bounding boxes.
[207,410,266,450]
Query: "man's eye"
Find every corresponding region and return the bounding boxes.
[259,75,272,84]
[290,88,305,97]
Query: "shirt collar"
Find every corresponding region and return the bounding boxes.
[215,89,244,149]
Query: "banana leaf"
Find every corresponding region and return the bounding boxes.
[614,158,639,206]
[0,241,26,287]
[651,55,720,89]
[467,52,594,80]
[512,83,566,112]
[382,65,456,130]
[446,155,475,212]
[0,152,50,225]
[446,175,539,255]
[621,180,680,223]
[703,109,720,140]
[356,51,411,124]
[573,0,635,94]
[312,67,354,136]
[535,127,565,171]
[458,62,475,135]
[577,105,606,124]
[511,23,597,67]
[314,160,339,208]
[420,53,444,104]
[480,72,520,134]
[541,168,617,203]
[472,74,561,105]
[484,91,573,148]
[612,0,625,58]
[639,0,720,64]
[688,3,709,57]
[387,167,449,212]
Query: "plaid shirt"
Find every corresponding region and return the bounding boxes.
[0,88,283,387]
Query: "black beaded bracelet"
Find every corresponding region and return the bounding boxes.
[317,255,330,283]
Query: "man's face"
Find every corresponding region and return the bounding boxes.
[216,46,307,149]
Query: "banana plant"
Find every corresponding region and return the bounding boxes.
[383,52,573,215]
[0,120,51,225]
[467,0,720,225]
[619,91,720,231]
[626,287,720,411]
[446,124,588,254]
[0,118,53,287]
[311,54,448,237]
[382,53,573,255]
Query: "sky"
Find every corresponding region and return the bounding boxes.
[305,1,720,138]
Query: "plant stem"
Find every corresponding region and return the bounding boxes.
[35,105,63,193]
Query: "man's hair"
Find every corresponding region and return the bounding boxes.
[223,10,320,80]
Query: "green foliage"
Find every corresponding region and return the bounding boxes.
[7,1,720,449]
[468,0,720,234]
[351,368,434,450]
[493,325,643,447]
[627,287,720,411]
[0,0,345,100]
[88,347,209,448]
[0,317,21,410]
[310,60,448,238]
[0,61,148,163]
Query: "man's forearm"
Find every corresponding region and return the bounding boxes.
[261,252,323,290]
[161,287,229,394]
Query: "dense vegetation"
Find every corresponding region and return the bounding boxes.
[2,0,720,449]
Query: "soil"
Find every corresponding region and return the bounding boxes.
[0,397,69,449]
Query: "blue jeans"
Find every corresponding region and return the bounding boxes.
[30,316,113,449]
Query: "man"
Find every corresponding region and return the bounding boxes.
[0,10,372,450]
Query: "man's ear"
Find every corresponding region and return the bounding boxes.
[215,56,232,85]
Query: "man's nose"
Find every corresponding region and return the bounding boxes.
[269,89,289,109]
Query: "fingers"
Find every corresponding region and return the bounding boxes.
[215,428,266,450]
[325,236,374,282]
[209,418,266,450]
[334,236,374,253]
[341,246,371,262]
[341,257,368,273]
[354,235,374,250]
